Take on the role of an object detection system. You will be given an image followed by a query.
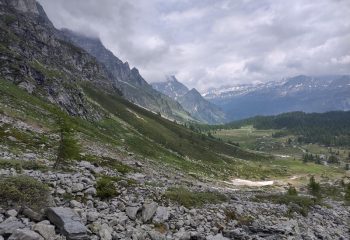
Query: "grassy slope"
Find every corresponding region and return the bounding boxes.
[213,126,345,181]
[1,79,282,180]
[1,80,344,181]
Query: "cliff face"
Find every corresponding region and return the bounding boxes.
[0,0,121,119]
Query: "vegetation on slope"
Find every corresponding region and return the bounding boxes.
[219,111,350,146]
[1,79,275,179]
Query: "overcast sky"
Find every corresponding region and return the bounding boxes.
[38,0,350,91]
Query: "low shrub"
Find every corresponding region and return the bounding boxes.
[0,176,50,211]
[154,223,167,234]
[345,184,350,203]
[287,186,298,196]
[255,194,317,217]
[83,155,134,175]
[164,187,227,208]
[308,176,321,197]
[96,176,119,199]
[224,210,254,226]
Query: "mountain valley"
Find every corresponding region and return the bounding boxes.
[0,1,349,240]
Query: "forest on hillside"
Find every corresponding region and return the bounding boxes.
[195,111,350,146]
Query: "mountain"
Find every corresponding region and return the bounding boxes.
[0,0,114,120]
[0,2,349,239]
[152,76,227,124]
[204,75,350,120]
[60,30,194,122]
[152,75,190,100]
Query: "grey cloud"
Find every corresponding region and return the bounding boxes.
[38,0,350,91]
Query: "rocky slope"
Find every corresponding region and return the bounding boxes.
[205,75,350,121]
[0,141,349,239]
[0,0,192,123]
[153,76,227,124]
[61,31,194,122]
[0,0,118,120]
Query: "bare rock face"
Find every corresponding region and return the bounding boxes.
[7,0,39,14]
[46,207,88,240]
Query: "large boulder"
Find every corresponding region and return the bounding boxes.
[126,206,141,221]
[0,217,25,235]
[46,207,88,240]
[142,202,158,223]
[21,207,43,222]
[153,207,169,223]
[8,229,44,240]
[32,221,56,240]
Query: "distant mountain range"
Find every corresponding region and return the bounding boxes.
[203,75,350,120]
[152,76,227,124]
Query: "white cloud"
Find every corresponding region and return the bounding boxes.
[38,0,350,91]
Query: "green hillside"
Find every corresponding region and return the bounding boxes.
[1,79,279,179]
[203,111,350,146]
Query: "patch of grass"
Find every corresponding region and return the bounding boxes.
[2,15,17,26]
[287,186,298,196]
[83,155,135,175]
[0,159,22,171]
[29,60,64,79]
[96,176,119,199]
[254,194,318,217]
[0,175,50,211]
[154,223,168,234]
[83,84,268,164]
[224,210,254,226]
[96,175,137,187]
[164,187,227,208]
[0,159,48,172]
[345,184,350,204]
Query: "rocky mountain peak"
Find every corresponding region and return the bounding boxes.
[153,76,227,124]
[2,0,39,14]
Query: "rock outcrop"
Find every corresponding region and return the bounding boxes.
[46,207,88,240]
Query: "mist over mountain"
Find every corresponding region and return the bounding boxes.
[204,75,350,120]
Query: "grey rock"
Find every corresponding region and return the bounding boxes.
[71,183,84,193]
[6,209,18,217]
[7,136,18,142]
[86,212,99,222]
[126,206,140,220]
[206,234,230,240]
[8,229,44,240]
[84,187,96,196]
[142,202,158,223]
[98,223,112,240]
[70,200,83,208]
[110,212,128,226]
[148,230,166,240]
[46,207,88,240]
[0,217,25,235]
[174,228,190,240]
[32,222,56,240]
[153,207,169,223]
[21,207,44,222]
